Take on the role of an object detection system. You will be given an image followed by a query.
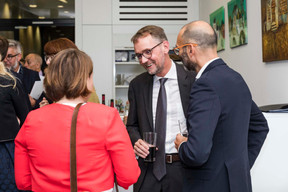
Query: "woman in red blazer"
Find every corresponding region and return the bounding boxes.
[14,48,140,192]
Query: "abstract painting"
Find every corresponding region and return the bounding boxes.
[210,6,225,52]
[261,0,288,62]
[228,0,248,48]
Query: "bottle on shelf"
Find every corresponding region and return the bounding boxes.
[110,99,114,108]
[102,94,106,105]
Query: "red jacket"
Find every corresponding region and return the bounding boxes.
[15,103,140,192]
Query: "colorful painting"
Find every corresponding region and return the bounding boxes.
[261,0,288,62]
[228,0,247,48]
[210,6,225,52]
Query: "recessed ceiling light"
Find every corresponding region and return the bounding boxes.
[59,0,68,3]
[58,5,64,8]
[29,4,37,8]
[38,16,45,19]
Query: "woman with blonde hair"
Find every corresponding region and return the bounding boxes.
[0,36,29,191]
[15,48,140,192]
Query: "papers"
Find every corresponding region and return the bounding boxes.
[30,76,44,100]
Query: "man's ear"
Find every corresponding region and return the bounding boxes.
[17,53,22,62]
[162,40,170,54]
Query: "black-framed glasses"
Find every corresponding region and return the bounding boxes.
[173,43,198,55]
[6,53,19,60]
[44,54,56,63]
[135,42,163,60]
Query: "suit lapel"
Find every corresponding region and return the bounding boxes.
[176,64,192,117]
[143,74,154,131]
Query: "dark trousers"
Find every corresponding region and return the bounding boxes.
[138,161,184,192]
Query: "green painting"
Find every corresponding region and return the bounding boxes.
[210,6,225,52]
[228,0,247,48]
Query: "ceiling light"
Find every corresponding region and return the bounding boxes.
[58,5,64,8]
[38,16,45,19]
[29,0,37,8]
[29,4,37,8]
[59,0,68,3]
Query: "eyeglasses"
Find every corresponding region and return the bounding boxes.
[44,54,55,63]
[6,53,19,60]
[173,43,198,55]
[135,42,163,60]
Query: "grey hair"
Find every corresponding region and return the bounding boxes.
[8,39,22,54]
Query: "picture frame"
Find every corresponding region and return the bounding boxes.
[228,0,248,48]
[261,0,288,62]
[210,6,225,52]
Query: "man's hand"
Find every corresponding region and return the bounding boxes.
[29,95,36,107]
[134,139,150,159]
[39,97,49,108]
[174,133,188,151]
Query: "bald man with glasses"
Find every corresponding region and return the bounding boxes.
[126,25,196,192]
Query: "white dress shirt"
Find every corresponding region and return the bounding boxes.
[153,60,186,154]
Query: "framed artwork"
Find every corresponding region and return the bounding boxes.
[261,0,288,62]
[210,6,225,52]
[228,0,247,48]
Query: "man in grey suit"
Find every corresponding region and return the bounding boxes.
[174,20,269,192]
[126,25,196,192]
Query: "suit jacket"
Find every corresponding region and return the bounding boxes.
[179,58,269,192]
[18,66,40,94]
[15,103,140,191]
[0,76,29,141]
[126,63,196,192]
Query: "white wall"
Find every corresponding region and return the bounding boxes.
[199,0,288,106]
[76,0,199,104]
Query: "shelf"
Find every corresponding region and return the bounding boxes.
[115,85,129,88]
[115,61,139,65]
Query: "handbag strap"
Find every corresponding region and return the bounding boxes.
[70,103,83,192]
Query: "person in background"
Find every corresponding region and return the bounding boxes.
[4,39,40,110]
[174,20,269,192]
[24,53,43,76]
[0,36,29,191]
[39,37,100,107]
[126,25,196,192]
[14,48,140,192]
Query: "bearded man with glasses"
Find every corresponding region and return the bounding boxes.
[4,39,40,110]
[126,25,196,192]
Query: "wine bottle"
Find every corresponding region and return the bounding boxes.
[102,94,105,105]
[110,99,114,107]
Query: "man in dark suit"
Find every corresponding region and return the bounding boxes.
[174,21,269,192]
[4,39,40,109]
[126,25,196,192]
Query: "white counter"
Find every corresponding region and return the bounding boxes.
[251,113,288,192]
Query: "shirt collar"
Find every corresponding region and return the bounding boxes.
[154,59,177,83]
[196,57,220,79]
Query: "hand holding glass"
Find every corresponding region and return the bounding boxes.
[143,132,157,162]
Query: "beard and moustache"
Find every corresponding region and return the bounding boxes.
[180,49,196,72]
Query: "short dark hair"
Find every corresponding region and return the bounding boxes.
[44,48,93,102]
[182,24,217,48]
[0,36,9,61]
[131,25,168,44]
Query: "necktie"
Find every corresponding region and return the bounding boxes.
[153,78,168,181]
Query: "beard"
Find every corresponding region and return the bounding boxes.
[181,50,196,72]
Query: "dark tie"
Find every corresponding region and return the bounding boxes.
[153,78,168,181]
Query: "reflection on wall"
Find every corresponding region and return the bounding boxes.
[19,26,42,57]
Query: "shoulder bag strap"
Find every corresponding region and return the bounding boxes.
[70,103,83,192]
